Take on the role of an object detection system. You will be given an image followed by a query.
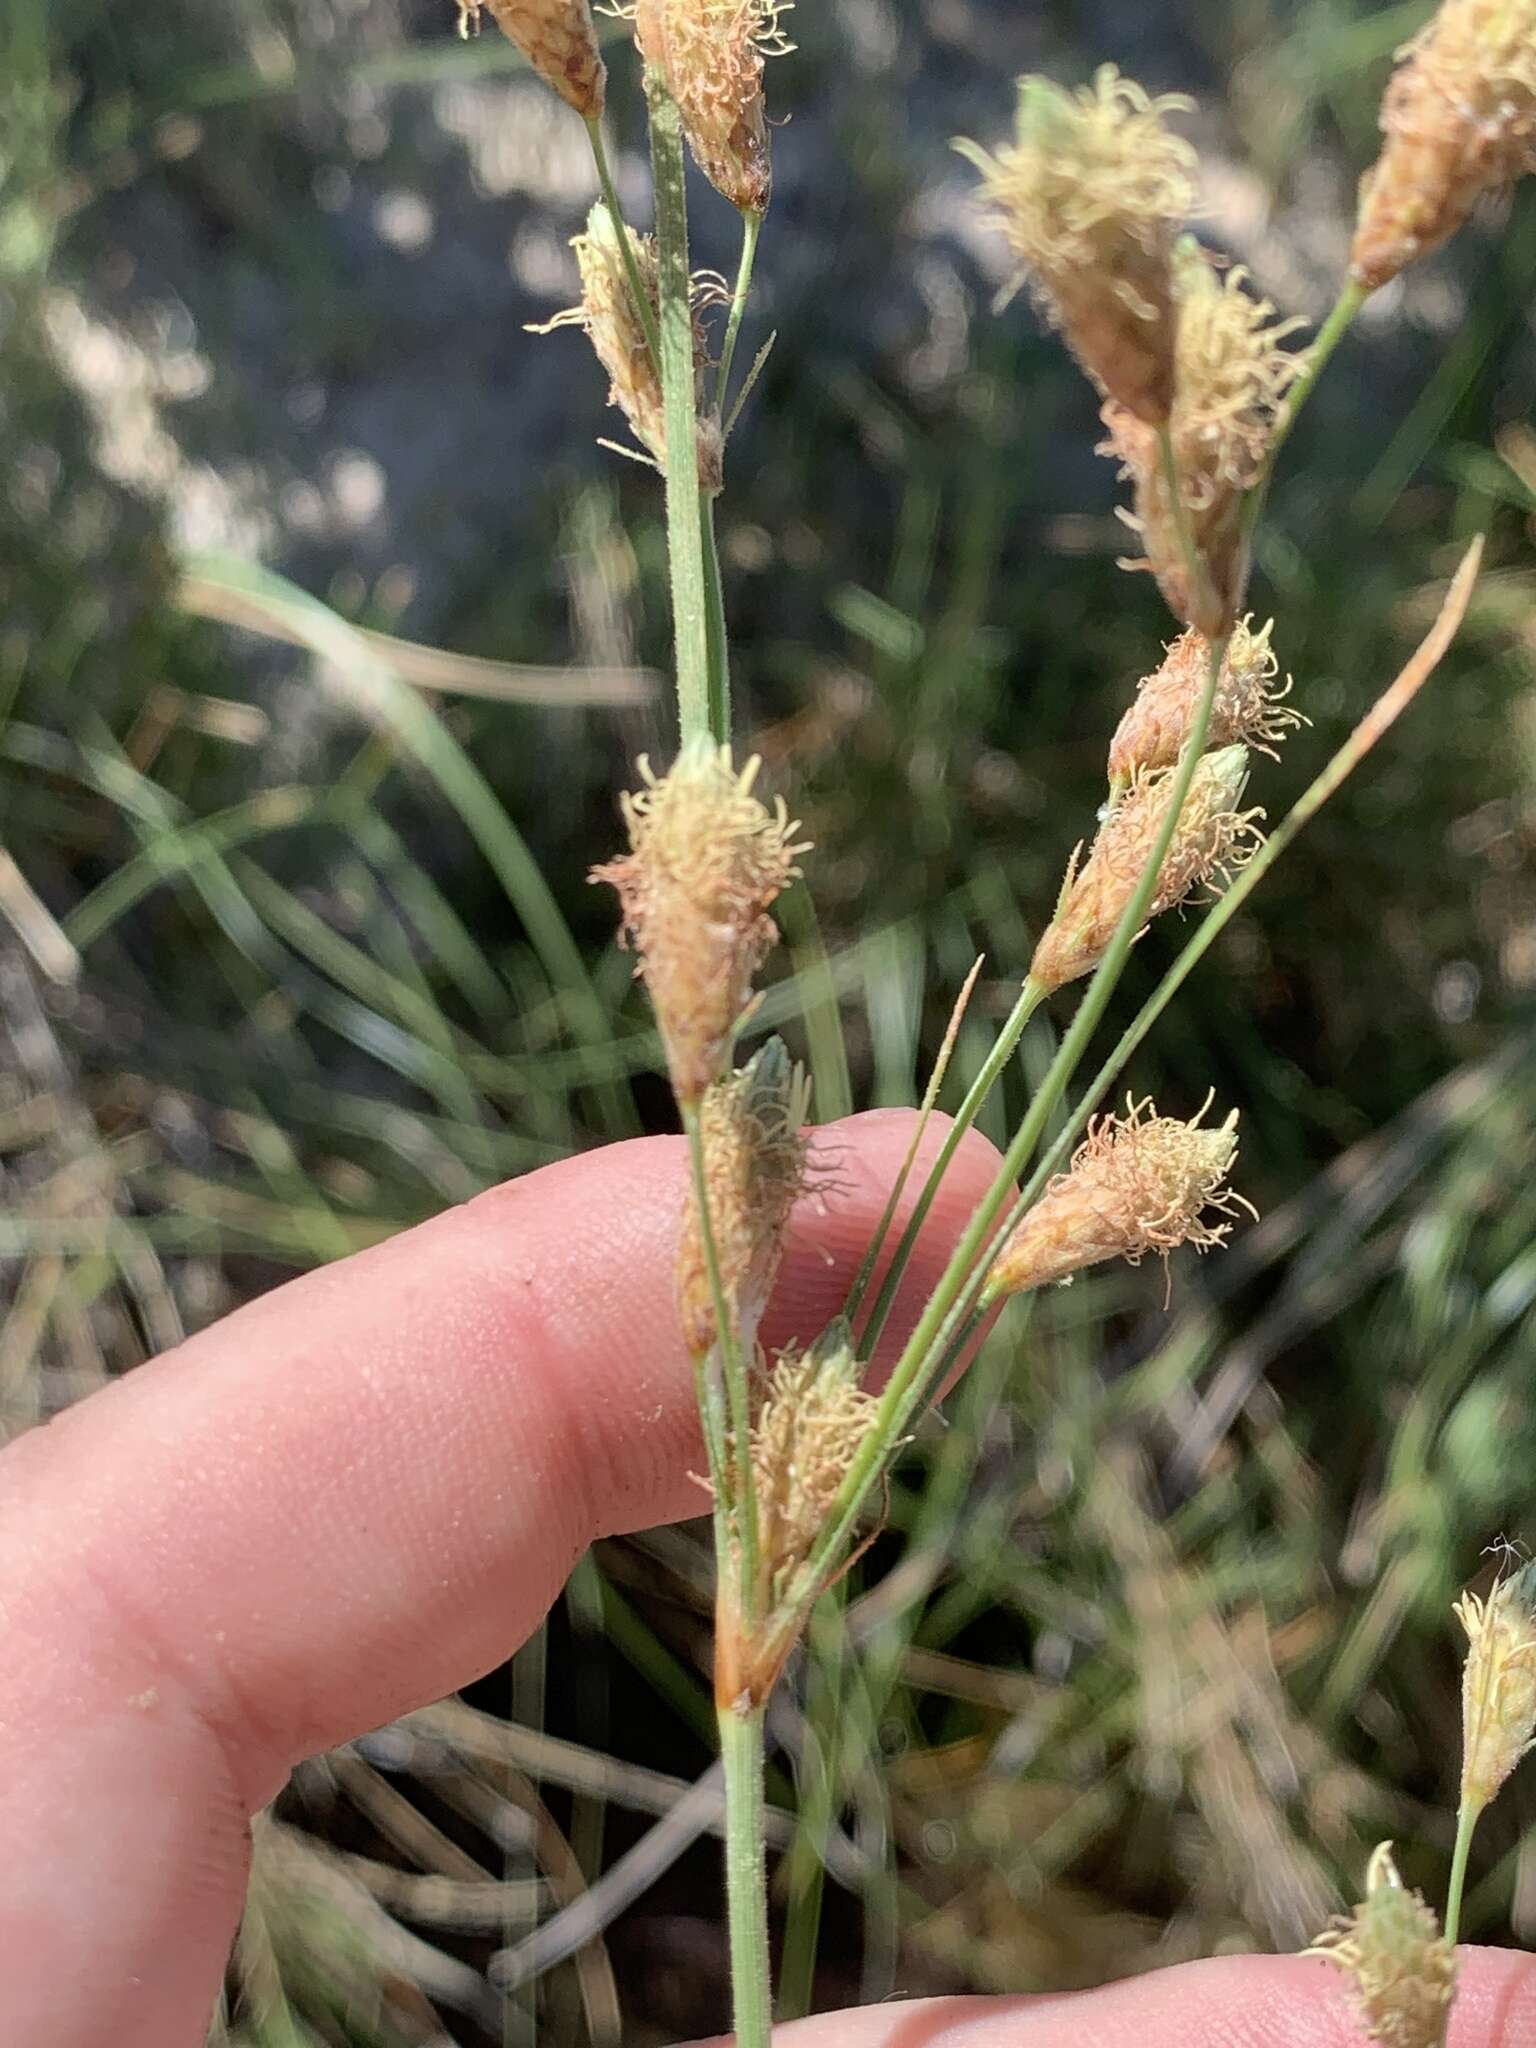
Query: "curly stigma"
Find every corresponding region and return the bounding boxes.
[1455,1558,1536,1815]
[985,1095,1247,1302]
[1108,617,1300,785]
[1310,1844,1457,2048]
[1352,0,1536,292]
[635,0,792,214]
[956,66,1196,425]
[457,0,606,119]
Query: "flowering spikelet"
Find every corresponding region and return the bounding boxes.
[1352,0,1536,292]
[591,741,808,1105]
[635,0,792,214]
[750,1324,878,1607]
[677,1039,812,1355]
[1108,617,1301,784]
[457,0,606,118]
[532,203,723,488]
[1310,1844,1458,2048]
[956,67,1197,424]
[1101,240,1305,635]
[986,1095,1246,1301]
[1455,1558,1536,1813]
[1030,743,1263,993]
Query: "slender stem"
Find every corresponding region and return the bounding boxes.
[1444,1797,1481,1947]
[718,206,764,413]
[586,118,661,366]
[684,1104,760,1606]
[700,487,731,743]
[1240,279,1367,546]
[717,1702,774,2048]
[1156,422,1215,630]
[647,75,711,744]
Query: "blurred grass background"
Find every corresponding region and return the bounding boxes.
[4,0,1536,2041]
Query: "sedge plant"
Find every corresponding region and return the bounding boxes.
[462,0,1535,2039]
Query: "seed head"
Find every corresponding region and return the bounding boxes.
[1108,618,1301,784]
[1030,743,1263,993]
[986,1095,1247,1301]
[1352,0,1536,292]
[457,0,606,119]
[1102,240,1304,635]
[531,203,723,489]
[749,1323,878,1607]
[1455,1558,1536,1814]
[591,742,808,1105]
[635,0,792,214]
[1310,1844,1457,2048]
[677,1039,812,1356]
[956,67,1197,424]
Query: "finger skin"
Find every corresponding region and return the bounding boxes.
[0,1112,999,2047]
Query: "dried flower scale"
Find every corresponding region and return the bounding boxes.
[748,1328,878,1608]
[456,0,607,118]
[1108,616,1300,785]
[1310,1844,1458,2048]
[634,0,792,214]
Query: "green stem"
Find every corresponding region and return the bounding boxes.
[1444,1796,1481,1947]
[684,1104,759,1606]
[1240,279,1367,547]
[701,487,731,743]
[718,1703,774,2048]
[586,118,661,366]
[647,74,711,744]
[717,206,764,412]
[1156,422,1215,630]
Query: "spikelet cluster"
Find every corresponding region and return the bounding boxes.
[986,1096,1246,1301]
[592,743,807,1105]
[956,67,1197,424]
[1455,1558,1536,1813]
[749,1326,878,1607]
[457,0,606,118]
[1108,618,1300,785]
[533,204,723,488]
[1102,241,1305,636]
[1310,1844,1458,2048]
[635,0,791,214]
[677,1040,812,1355]
[1353,0,1536,292]
[1030,743,1263,992]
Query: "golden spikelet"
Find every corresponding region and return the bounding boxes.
[749,1326,878,1607]
[1353,0,1536,292]
[530,203,724,488]
[590,742,808,1105]
[1310,1844,1458,2048]
[1030,743,1263,993]
[1455,1558,1536,1813]
[1101,240,1305,635]
[956,67,1197,424]
[635,0,792,214]
[677,1040,812,1356]
[457,0,606,119]
[986,1094,1247,1301]
[1108,617,1301,784]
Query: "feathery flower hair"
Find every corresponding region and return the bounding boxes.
[635,0,792,214]
[591,742,808,1105]
[1108,617,1300,785]
[1031,743,1263,993]
[1310,1844,1458,2048]
[749,1325,878,1609]
[1455,1558,1536,1814]
[458,0,606,119]
[956,66,1197,425]
[1352,0,1536,292]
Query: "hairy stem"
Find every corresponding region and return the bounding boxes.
[701,488,731,743]
[717,1702,774,2048]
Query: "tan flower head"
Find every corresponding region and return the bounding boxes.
[1102,240,1304,635]
[458,0,606,119]
[1310,1844,1457,2048]
[750,1323,878,1607]
[1030,743,1263,993]
[591,741,808,1104]
[1353,0,1536,292]
[635,0,792,214]
[678,1039,812,1355]
[1456,1557,1536,1814]
[1108,617,1301,785]
[986,1094,1247,1301]
[956,66,1197,424]
[531,203,724,489]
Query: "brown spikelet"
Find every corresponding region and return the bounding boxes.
[956,66,1197,424]
[529,204,723,487]
[635,0,791,214]
[1455,1557,1536,1813]
[591,742,808,1105]
[458,0,606,118]
[986,1095,1247,1300]
[1108,617,1301,784]
[1310,1844,1458,2048]
[1352,0,1536,292]
[1030,743,1263,993]
[749,1327,878,1608]
[1101,240,1305,635]
[677,1040,812,1355]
